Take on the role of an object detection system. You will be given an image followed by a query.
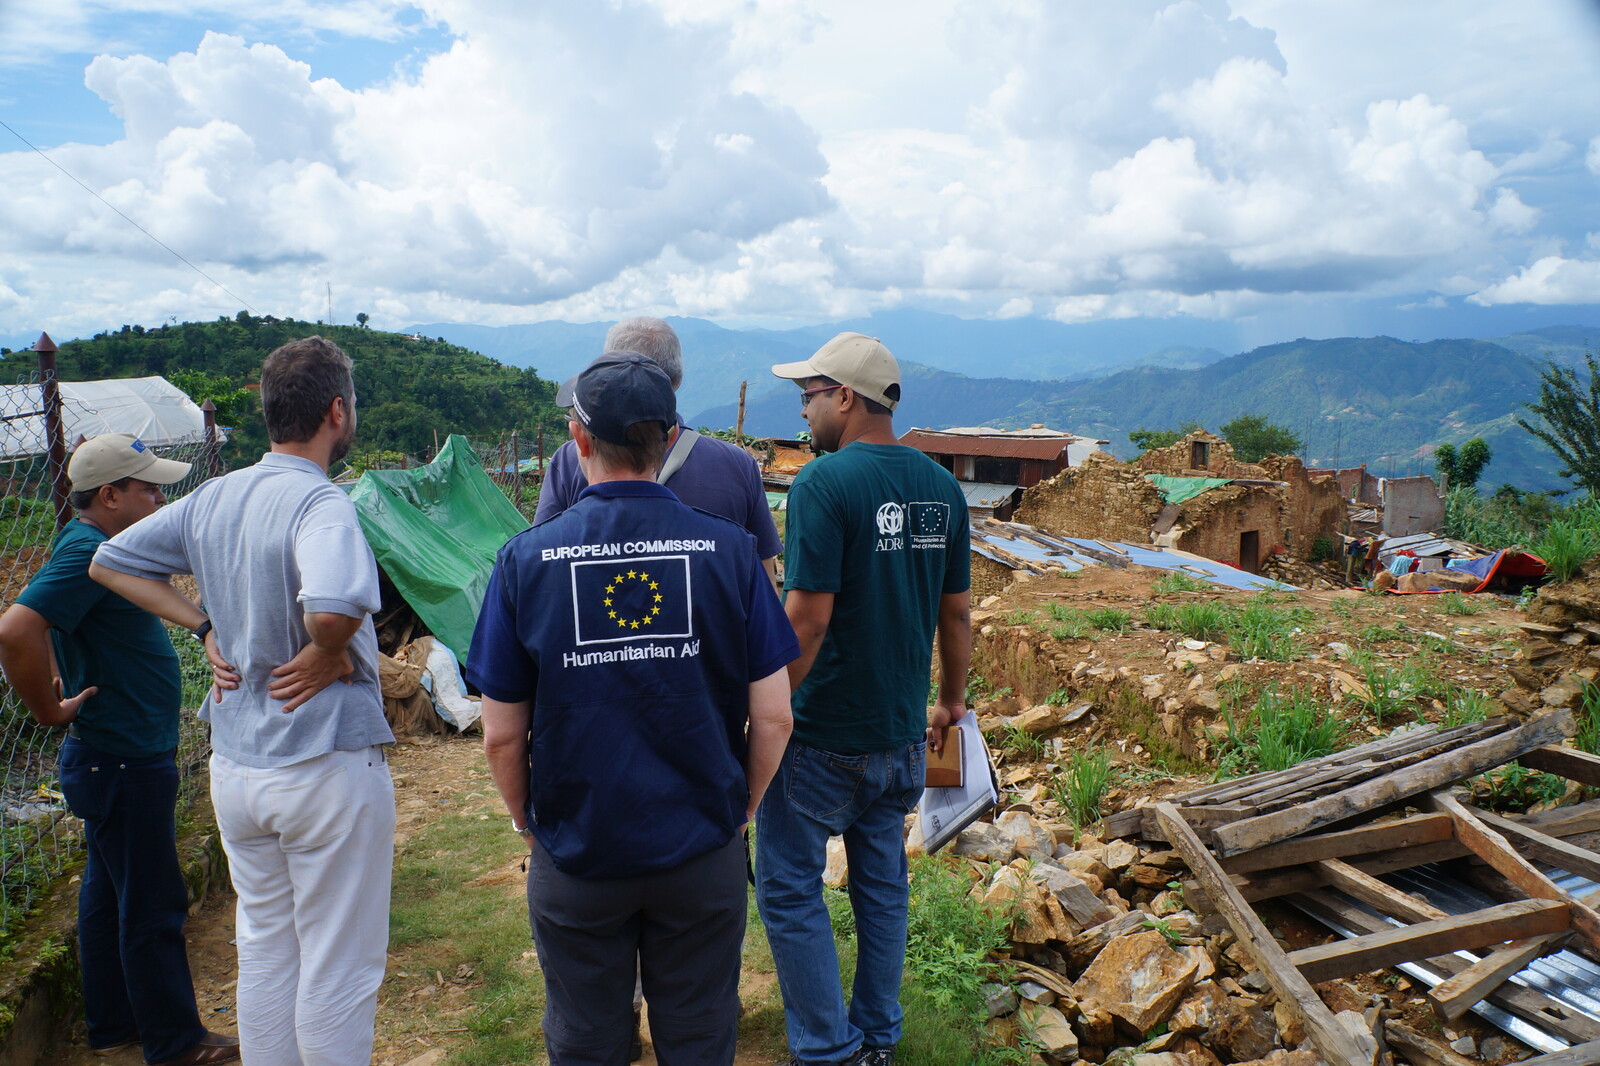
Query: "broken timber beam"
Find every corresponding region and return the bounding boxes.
[1385,1022,1482,1066]
[1426,790,1600,955]
[1426,933,1564,1022]
[1520,746,1600,787]
[1208,710,1575,857]
[1310,859,1446,924]
[1153,802,1379,1066]
[1223,813,1455,875]
[1473,808,1600,883]
[1293,889,1600,1045]
[1513,1040,1600,1066]
[1286,898,1571,984]
[1184,800,1600,908]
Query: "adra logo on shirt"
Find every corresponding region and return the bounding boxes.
[874,502,904,552]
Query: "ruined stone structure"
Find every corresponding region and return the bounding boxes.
[1016,431,1343,571]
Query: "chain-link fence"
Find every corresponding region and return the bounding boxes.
[0,362,225,947]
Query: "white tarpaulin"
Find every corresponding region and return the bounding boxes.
[0,377,212,459]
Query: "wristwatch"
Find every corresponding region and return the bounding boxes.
[512,817,532,835]
[191,618,213,643]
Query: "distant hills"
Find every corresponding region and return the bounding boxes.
[412,312,1592,493]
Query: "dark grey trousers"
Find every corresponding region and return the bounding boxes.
[527,834,747,1066]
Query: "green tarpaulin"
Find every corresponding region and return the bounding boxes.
[349,435,529,660]
[1144,474,1234,504]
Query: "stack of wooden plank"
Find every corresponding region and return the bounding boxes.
[1109,710,1600,1066]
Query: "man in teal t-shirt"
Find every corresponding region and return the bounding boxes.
[755,333,972,1066]
[0,434,237,1066]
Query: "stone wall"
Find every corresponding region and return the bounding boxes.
[1258,455,1345,557]
[1016,453,1163,543]
[1166,485,1287,570]
[971,553,1016,600]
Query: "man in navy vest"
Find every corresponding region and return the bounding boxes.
[469,352,797,1066]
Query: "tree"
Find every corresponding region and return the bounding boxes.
[1517,349,1600,497]
[356,312,370,329]
[167,368,255,425]
[1434,437,1492,489]
[1219,414,1303,463]
[1128,421,1201,454]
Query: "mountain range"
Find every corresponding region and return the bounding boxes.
[408,313,1594,493]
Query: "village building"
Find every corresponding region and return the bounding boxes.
[898,425,1108,520]
[1015,429,1344,574]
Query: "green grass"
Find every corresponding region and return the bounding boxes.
[388,810,547,1065]
[1437,592,1489,616]
[1084,608,1131,633]
[1350,661,1416,726]
[1152,572,1208,595]
[999,725,1045,761]
[1002,609,1039,626]
[1473,762,1568,813]
[1218,685,1344,776]
[1577,683,1600,755]
[1173,602,1230,642]
[0,494,55,554]
[1224,596,1310,661]
[1533,517,1600,583]
[1045,606,1093,640]
[1052,746,1116,829]
[1144,603,1179,631]
[1444,687,1493,728]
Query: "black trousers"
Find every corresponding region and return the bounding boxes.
[527,834,746,1066]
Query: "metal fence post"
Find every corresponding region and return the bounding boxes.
[202,400,223,477]
[35,332,70,530]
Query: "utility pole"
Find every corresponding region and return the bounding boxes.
[326,283,333,325]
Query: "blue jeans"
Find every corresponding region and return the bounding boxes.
[755,738,925,1066]
[58,737,204,1063]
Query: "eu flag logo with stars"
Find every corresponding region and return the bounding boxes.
[571,554,693,646]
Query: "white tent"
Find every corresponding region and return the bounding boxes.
[0,377,216,460]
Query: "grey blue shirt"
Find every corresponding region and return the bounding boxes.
[533,421,783,560]
[94,452,394,767]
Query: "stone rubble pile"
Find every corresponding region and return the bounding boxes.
[945,812,1345,1066]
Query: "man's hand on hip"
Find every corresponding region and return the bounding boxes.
[267,643,354,712]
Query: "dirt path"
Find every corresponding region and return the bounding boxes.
[46,735,779,1066]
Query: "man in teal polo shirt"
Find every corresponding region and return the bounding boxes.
[0,434,237,1066]
[756,333,972,1066]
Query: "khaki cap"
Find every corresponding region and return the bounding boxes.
[771,332,900,411]
[69,433,192,492]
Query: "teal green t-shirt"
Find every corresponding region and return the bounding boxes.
[784,442,970,754]
[16,520,181,757]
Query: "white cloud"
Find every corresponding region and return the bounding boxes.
[1,0,1595,335]
[1470,256,1600,306]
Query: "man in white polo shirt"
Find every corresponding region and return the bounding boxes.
[90,336,396,1066]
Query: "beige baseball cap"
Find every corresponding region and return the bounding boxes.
[771,332,900,411]
[69,434,192,492]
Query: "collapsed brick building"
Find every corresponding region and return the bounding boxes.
[1016,430,1344,572]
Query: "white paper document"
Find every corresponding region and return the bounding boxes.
[917,712,999,853]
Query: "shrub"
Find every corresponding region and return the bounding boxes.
[1310,536,1334,562]
[1225,596,1309,661]
[1533,518,1600,583]
[1174,602,1230,643]
[1084,608,1131,633]
[1152,572,1207,594]
[1437,592,1489,616]
[1219,686,1343,775]
[1052,746,1115,829]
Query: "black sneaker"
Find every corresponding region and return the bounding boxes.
[846,1048,894,1066]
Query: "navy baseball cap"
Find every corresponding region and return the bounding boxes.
[557,351,675,445]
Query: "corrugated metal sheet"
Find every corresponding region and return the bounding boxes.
[967,520,1296,591]
[1378,531,1485,560]
[900,430,1071,461]
[960,482,1022,508]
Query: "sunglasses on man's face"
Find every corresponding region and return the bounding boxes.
[800,384,843,409]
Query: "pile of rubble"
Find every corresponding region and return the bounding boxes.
[1501,567,1600,718]
[947,812,1314,1066]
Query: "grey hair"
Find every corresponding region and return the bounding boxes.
[604,317,682,391]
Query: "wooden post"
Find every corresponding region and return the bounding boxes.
[36,333,70,530]
[511,429,522,506]
[735,380,747,441]
[201,399,222,478]
[537,423,545,480]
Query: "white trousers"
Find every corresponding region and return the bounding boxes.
[211,747,395,1066]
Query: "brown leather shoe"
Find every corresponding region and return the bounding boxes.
[90,1035,140,1056]
[198,1033,240,1049]
[153,1038,240,1066]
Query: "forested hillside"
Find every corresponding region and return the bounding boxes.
[0,314,564,463]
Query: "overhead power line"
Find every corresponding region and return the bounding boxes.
[0,117,257,313]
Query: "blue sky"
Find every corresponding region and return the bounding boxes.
[2,0,1599,351]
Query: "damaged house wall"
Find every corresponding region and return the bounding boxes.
[1016,453,1165,544]
[1381,475,1446,537]
[1015,432,1341,571]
